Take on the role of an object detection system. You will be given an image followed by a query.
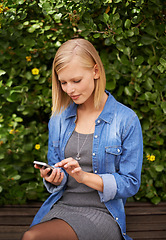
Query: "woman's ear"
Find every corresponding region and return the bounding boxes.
[93,64,100,79]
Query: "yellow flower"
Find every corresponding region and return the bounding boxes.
[32,68,39,75]
[149,155,155,162]
[147,154,155,162]
[26,56,31,62]
[0,8,3,14]
[35,144,40,150]
[9,129,14,134]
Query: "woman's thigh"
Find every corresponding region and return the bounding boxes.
[21,219,78,240]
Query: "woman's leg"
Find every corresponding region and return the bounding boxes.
[21,219,78,240]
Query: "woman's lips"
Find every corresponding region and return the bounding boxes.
[70,95,80,100]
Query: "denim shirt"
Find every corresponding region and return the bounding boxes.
[31,91,143,240]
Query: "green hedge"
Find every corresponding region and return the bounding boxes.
[0,0,165,205]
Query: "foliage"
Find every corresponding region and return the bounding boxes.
[0,0,165,205]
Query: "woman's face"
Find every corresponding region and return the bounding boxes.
[57,56,99,106]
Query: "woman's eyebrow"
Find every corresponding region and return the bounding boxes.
[59,76,82,82]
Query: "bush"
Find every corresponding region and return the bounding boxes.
[0,0,165,205]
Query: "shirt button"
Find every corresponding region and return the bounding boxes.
[117,149,120,153]
[94,170,97,173]
[97,120,100,124]
[116,217,118,220]
[94,135,98,138]
[123,233,126,236]
[92,153,96,156]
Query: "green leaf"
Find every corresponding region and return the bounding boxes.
[140,106,150,112]
[124,19,131,29]
[151,197,161,205]
[0,70,6,76]
[16,0,24,4]
[134,56,144,65]
[155,165,164,172]
[53,13,62,22]
[141,36,156,45]
[161,102,166,114]
[123,47,131,56]
[134,83,141,93]
[159,58,166,68]
[106,79,116,90]
[15,117,23,122]
[146,191,154,198]
[145,92,157,101]
[124,86,133,96]
[93,33,100,38]
[103,13,109,23]
[157,64,165,73]
[144,78,153,91]
[114,0,122,3]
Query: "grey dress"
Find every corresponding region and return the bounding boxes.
[41,131,122,240]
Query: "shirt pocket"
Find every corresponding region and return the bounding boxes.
[105,146,122,173]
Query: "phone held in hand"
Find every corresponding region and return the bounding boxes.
[33,161,55,170]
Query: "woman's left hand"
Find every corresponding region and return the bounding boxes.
[55,158,85,183]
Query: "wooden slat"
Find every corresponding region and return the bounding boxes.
[0,202,166,240]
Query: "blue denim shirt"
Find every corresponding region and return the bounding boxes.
[31,91,143,240]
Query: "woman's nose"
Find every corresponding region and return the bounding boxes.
[66,84,75,95]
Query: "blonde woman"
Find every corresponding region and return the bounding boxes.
[22,39,143,240]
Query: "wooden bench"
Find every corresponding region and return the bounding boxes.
[0,202,166,240]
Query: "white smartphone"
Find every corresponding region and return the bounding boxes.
[33,161,55,170]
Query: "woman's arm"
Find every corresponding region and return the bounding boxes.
[55,158,103,192]
[99,115,143,202]
[41,117,67,193]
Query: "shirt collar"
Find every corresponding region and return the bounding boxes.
[99,90,116,124]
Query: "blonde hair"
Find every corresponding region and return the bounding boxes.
[52,38,106,115]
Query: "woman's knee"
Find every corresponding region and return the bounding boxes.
[21,229,38,240]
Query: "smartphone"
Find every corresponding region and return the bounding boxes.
[33,161,55,170]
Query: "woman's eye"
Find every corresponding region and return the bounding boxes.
[61,82,66,85]
[74,80,81,83]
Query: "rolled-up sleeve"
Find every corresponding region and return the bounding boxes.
[43,172,67,193]
[98,174,117,202]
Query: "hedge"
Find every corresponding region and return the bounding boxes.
[0,0,166,205]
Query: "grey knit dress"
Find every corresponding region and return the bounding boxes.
[41,131,123,240]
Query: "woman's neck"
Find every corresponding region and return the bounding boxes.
[75,92,108,134]
[78,92,108,113]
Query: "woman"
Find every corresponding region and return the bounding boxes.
[22,38,143,240]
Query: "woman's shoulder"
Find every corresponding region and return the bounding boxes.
[107,91,137,119]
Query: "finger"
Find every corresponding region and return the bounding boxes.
[34,164,42,170]
[40,167,52,178]
[71,167,82,173]
[45,168,57,181]
[55,158,73,167]
[52,168,61,182]
[64,159,79,169]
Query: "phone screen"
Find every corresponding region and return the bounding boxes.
[33,161,54,170]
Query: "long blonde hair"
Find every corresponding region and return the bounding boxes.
[52,38,106,115]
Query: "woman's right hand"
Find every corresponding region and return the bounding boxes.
[34,164,64,186]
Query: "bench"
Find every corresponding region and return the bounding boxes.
[0,202,166,240]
